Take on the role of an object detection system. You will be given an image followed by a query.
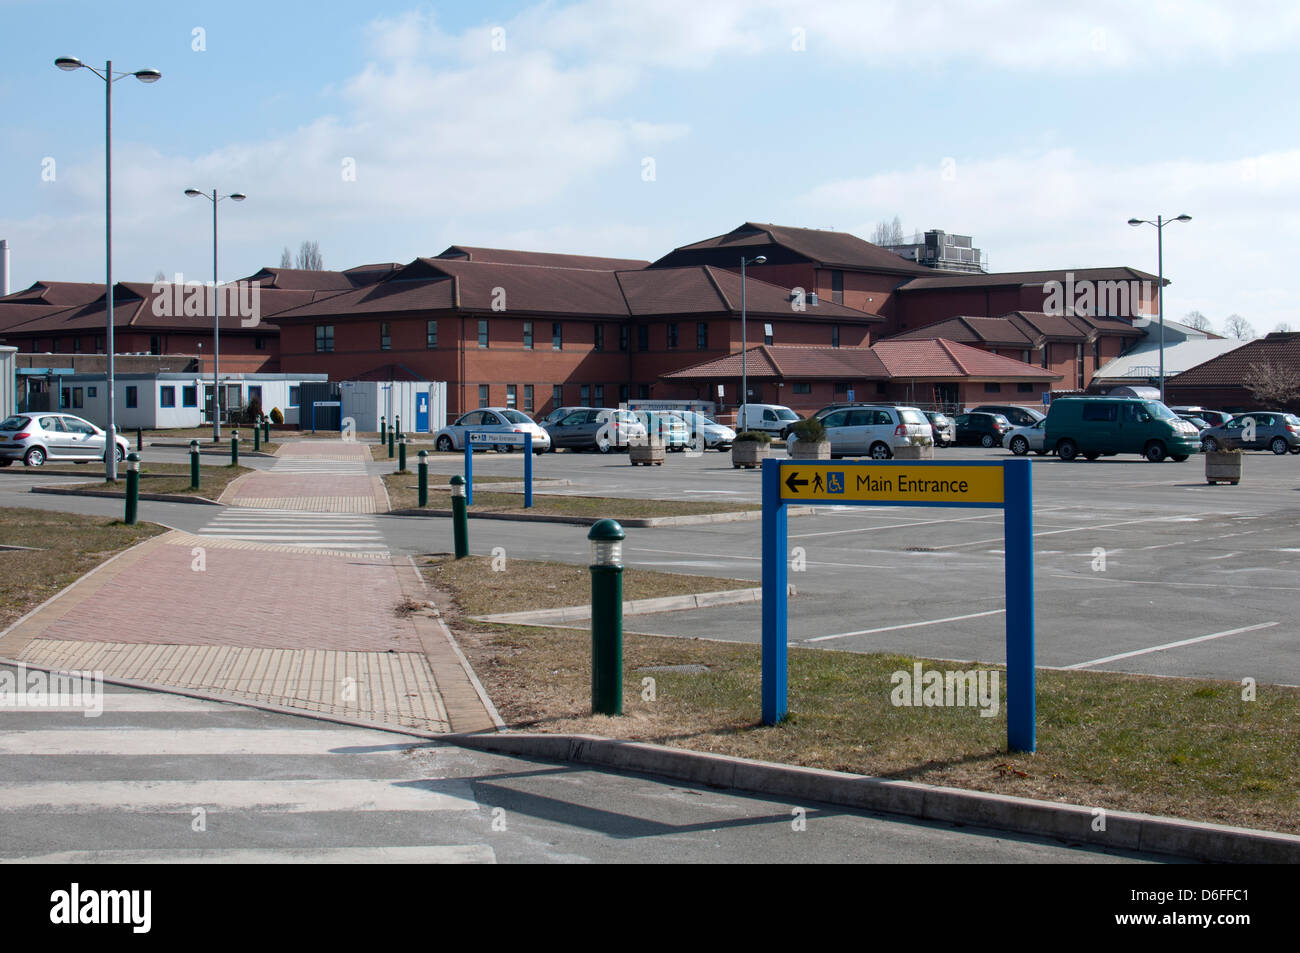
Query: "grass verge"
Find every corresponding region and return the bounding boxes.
[52,462,251,498]
[426,556,1300,835]
[0,507,166,630]
[385,472,756,518]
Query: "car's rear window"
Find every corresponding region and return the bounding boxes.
[500,410,532,424]
[900,410,927,425]
[0,416,29,431]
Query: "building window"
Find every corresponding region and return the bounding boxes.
[833,382,849,395]
[289,386,300,407]
[95,335,104,352]
[832,325,841,348]
[478,320,489,348]
[126,386,138,409]
[594,384,604,406]
[1017,383,1035,393]
[159,386,176,408]
[506,384,517,408]
[552,322,562,351]
[619,326,629,351]
[247,386,262,408]
[637,383,649,399]
[524,384,534,412]
[876,382,888,395]
[150,335,162,355]
[1076,344,1085,390]
[764,324,774,346]
[255,336,266,350]
[59,388,68,408]
[1022,349,1031,363]
[380,323,391,351]
[594,324,604,352]
[478,385,490,407]
[182,385,197,407]
[697,322,708,350]
[667,323,679,349]
[637,325,649,351]
[984,382,1002,393]
[70,387,83,409]
[315,325,334,353]
[619,384,629,403]
[87,387,97,398]
[523,321,533,349]
[792,382,812,395]
[831,270,844,305]
[73,337,82,353]
[552,385,563,408]
[427,320,438,349]
[580,384,590,404]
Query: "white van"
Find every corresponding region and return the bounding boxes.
[736,403,800,438]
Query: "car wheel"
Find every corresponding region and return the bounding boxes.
[1009,436,1029,456]
[1271,437,1288,455]
[115,444,125,462]
[435,435,454,452]
[1144,441,1167,463]
[1201,437,1218,453]
[1057,439,1079,462]
[596,439,613,454]
[869,442,892,460]
[23,447,46,467]
[980,433,995,448]
[1171,454,1189,462]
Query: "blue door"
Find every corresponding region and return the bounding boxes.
[415,390,430,433]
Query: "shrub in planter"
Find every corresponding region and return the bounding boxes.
[269,407,285,426]
[787,417,826,444]
[733,430,772,444]
[1205,447,1243,485]
[732,431,771,468]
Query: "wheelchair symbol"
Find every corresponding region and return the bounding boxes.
[827,472,845,494]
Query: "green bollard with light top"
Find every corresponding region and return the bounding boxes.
[262,415,270,444]
[398,433,408,472]
[124,452,141,525]
[253,419,261,452]
[417,450,429,507]
[589,519,626,716]
[189,439,200,490]
[388,422,395,458]
[231,429,240,466]
[450,475,469,559]
[380,416,387,446]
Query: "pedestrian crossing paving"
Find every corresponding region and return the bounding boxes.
[267,457,371,476]
[0,677,495,864]
[198,508,388,553]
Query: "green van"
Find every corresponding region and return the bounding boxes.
[1043,397,1201,462]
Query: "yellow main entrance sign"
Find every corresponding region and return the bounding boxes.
[778,463,1005,505]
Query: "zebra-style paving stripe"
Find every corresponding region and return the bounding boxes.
[199,508,387,549]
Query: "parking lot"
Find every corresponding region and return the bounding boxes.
[434,444,1300,687]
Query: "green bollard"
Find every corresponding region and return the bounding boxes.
[418,451,428,507]
[231,429,240,467]
[253,420,261,452]
[388,424,395,458]
[124,452,141,525]
[189,439,200,490]
[588,519,626,716]
[380,417,387,446]
[398,434,407,472]
[262,416,270,444]
[450,475,469,559]
[136,427,142,452]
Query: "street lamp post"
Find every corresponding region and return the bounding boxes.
[739,254,767,420]
[186,188,246,441]
[1127,214,1192,403]
[55,57,161,481]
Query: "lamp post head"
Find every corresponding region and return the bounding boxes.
[1175,214,1192,223]
[230,193,247,202]
[1127,218,1143,227]
[754,255,767,265]
[588,518,626,568]
[133,69,162,83]
[55,56,84,71]
[184,189,203,197]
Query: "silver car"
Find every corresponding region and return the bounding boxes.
[433,408,550,453]
[666,410,737,451]
[1004,419,1050,456]
[0,413,130,467]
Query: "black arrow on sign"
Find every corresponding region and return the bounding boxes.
[785,471,808,493]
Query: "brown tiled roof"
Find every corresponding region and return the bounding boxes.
[241,267,358,292]
[0,281,106,307]
[436,246,650,270]
[1167,332,1300,387]
[898,266,1159,291]
[886,310,1142,346]
[618,266,880,320]
[661,345,888,381]
[873,339,1060,380]
[269,272,456,320]
[653,222,935,275]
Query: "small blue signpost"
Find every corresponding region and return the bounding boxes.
[761,456,1036,752]
[464,431,533,508]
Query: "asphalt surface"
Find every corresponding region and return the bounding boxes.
[3,442,1297,685]
[0,670,1166,863]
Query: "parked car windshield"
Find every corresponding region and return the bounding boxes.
[0,416,29,430]
[1144,402,1178,421]
[773,408,799,421]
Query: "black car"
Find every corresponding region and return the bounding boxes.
[954,412,1013,448]
[969,404,1045,428]
[924,411,956,447]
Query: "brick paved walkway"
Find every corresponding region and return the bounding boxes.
[0,438,496,733]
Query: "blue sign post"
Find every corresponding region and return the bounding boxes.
[464,431,533,508]
[761,457,1036,752]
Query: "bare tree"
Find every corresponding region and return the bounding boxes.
[1242,362,1300,407]
[1223,314,1255,340]
[295,241,324,271]
[1272,322,1294,334]
[280,247,292,268]
[154,270,166,283]
[1182,310,1213,332]
[870,216,905,245]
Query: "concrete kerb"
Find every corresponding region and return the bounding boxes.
[29,485,222,506]
[449,733,1300,864]
[389,505,818,528]
[473,584,797,626]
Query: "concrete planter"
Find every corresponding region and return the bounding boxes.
[1205,451,1243,485]
[731,441,770,469]
[630,441,665,466]
[893,444,934,460]
[787,440,831,460]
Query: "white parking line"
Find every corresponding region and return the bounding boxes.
[1064,622,1279,670]
[790,512,1003,540]
[805,609,1005,643]
[929,511,1225,550]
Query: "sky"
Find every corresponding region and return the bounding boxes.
[1,0,1297,335]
